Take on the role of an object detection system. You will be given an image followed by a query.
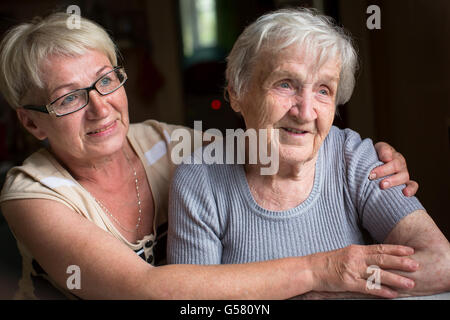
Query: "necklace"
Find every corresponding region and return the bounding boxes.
[92,150,143,233]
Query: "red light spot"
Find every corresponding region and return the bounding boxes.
[211,99,221,110]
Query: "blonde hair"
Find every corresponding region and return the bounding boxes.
[226,8,358,106]
[0,12,119,109]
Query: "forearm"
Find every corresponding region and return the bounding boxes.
[149,257,314,299]
[56,237,314,300]
[68,254,314,300]
[4,199,316,300]
[384,210,450,296]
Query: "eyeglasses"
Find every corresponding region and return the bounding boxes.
[23,66,127,117]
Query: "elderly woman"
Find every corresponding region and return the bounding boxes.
[0,12,418,300]
[167,8,450,298]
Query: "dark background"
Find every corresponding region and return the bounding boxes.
[0,0,449,299]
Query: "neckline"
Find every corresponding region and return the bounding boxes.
[235,146,324,219]
[39,126,156,248]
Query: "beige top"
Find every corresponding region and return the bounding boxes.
[0,119,192,299]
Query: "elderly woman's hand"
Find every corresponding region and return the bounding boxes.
[309,244,419,299]
[371,142,419,197]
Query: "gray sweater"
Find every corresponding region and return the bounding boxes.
[167,126,424,264]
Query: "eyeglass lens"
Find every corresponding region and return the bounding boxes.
[52,68,125,116]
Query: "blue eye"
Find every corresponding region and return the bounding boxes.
[319,89,329,95]
[279,82,290,89]
[62,94,77,105]
[100,77,112,86]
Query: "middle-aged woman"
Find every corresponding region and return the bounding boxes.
[167,8,450,298]
[0,12,419,300]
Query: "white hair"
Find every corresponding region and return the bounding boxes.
[0,12,119,109]
[225,8,358,106]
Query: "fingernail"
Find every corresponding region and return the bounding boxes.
[382,181,390,189]
[369,173,376,180]
[406,280,415,288]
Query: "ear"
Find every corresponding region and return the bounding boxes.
[16,108,48,140]
[227,86,241,113]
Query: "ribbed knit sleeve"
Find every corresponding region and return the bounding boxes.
[167,163,223,264]
[342,128,425,242]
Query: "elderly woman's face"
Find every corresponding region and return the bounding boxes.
[236,44,340,165]
[27,49,129,163]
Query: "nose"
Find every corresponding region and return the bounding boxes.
[85,90,110,119]
[289,89,317,122]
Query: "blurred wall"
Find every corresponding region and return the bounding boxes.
[340,0,450,238]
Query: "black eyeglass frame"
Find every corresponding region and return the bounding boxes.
[22,66,127,117]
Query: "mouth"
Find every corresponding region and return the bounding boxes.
[87,120,117,135]
[281,127,309,135]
